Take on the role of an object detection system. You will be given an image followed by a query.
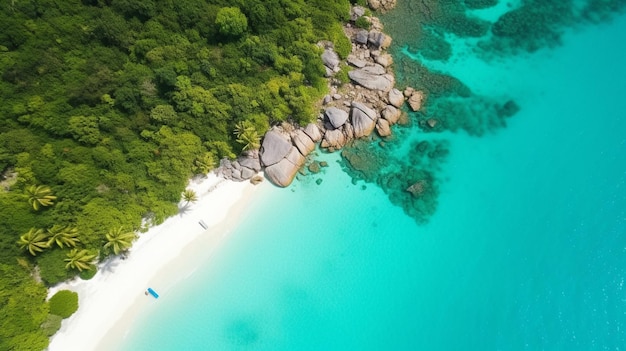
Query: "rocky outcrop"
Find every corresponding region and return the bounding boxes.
[348,65,394,91]
[368,0,397,12]
[218,4,411,188]
[260,131,292,167]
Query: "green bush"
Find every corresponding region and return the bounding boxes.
[355,16,371,30]
[37,250,74,286]
[41,314,63,337]
[79,267,97,280]
[48,290,78,319]
[336,65,352,85]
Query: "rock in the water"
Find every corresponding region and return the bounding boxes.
[291,129,315,156]
[351,102,377,138]
[308,161,321,173]
[264,147,304,187]
[408,91,425,111]
[325,107,349,129]
[388,88,404,108]
[368,31,392,49]
[321,48,340,70]
[375,53,393,67]
[304,123,322,142]
[406,180,427,197]
[355,29,369,45]
[381,105,401,125]
[427,118,438,128]
[404,86,415,98]
[260,131,292,167]
[376,118,391,137]
[321,129,347,149]
[348,67,394,92]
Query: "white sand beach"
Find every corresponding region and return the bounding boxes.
[46,173,265,351]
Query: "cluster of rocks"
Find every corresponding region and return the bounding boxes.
[217,3,428,188]
[367,0,397,12]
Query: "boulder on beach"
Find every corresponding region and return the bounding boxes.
[264,147,305,187]
[260,131,292,167]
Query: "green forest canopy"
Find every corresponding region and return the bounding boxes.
[0,0,357,349]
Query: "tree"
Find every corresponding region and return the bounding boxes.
[17,228,49,256]
[181,189,198,206]
[24,185,57,210]
[64,249,97,272]
[234,121,261,151]
[215,7,248,37]
[47,225,81,249]
[103,227,136,256]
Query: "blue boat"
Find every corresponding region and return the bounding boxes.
[147,288,159,299]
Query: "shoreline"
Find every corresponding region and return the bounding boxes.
[46,173,266,351]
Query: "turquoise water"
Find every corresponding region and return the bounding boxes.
[121,7,626,351]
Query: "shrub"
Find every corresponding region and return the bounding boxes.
[355,16,371,30]
[37,250,74,286]
[48,290,78,319]
[41,314,63,336]
[79,267,97,280]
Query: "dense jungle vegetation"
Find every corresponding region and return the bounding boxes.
[0,0,359,349]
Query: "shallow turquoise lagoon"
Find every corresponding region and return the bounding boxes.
[121,9,626,351]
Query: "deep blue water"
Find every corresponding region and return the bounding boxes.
[120,5,626,351]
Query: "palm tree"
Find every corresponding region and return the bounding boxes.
[237,128,261,151]
[47,225,80,249]
[234,121,261,151]
[104,226,136,255]
[17,228,49,256]
[25,185,57,210]
[64,249,97,272]
[181,189,198,206]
